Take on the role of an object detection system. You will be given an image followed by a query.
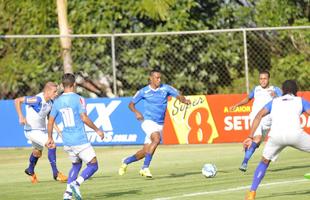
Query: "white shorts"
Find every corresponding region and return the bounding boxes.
[141,120,163,144]
[64,143,96,163]
[263,131,310,161]
[24,129,48,151]
[250,113,272,137]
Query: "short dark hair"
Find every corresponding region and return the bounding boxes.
[282,80,298,96]
[259,70,270,78]
[62,73,75,88]
[150,68,161,76]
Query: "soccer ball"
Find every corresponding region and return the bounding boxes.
[202,163,217,178]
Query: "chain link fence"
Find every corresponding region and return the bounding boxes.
[0,26,309,99]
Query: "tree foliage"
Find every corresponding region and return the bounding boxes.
[0,0,309,99]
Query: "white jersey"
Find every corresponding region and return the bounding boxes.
[267,95,305,138]
[25,92,53,131]
[249,85,282,117]
[262,94,310,161]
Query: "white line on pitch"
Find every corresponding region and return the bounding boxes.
[153,179,308,200]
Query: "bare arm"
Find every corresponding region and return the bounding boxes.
[230,96,250,111]
[242,108,269,149]
[80,113,104,139]
[14,97,27,125]
[46,115,56,148]
[176,95,191,105]
[128,101,143,121]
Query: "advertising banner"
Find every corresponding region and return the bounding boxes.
[1,92,310,147]
[163,92,310,144]
[0,97,146,147]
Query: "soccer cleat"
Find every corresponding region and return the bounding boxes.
[239,163,248,172]
[24,168,38,184]
[118,163,128,176]
[139,168,152,178]
[54,172,68,183]
[245,191,256,200]
[70,181,82,200]
[63,191,72,200]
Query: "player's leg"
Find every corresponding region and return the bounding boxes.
[70,143,98,200]
[240,135,262,172]
[25,148,41,183]
[240,116,268,172]
[139,132,160,178]
[139,120,162,178]
[246,138,284,199]
[118,147,145,176]
[64,162,82,200]
[28,130,67,181]
[142,131,160,169]
[63,146,83,200]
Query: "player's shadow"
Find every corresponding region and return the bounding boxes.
[93,189,141,198]
[269,164,310,172]
[259,190,310,199]
[158,171,202,179]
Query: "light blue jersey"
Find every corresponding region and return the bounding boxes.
[132,84,179,124]
[50,92,88,146]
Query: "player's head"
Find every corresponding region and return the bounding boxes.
[282,80,298,96]
[259,70,270,88]
[62,73,76,89]
[149,68,161,88]
[43,82,58,100]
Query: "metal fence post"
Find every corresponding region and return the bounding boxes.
[111,34,117,96]
[243,29,249,94]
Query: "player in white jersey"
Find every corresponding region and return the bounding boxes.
[230,70,282,172]
[14,82,67,183]
[245,80,310,200]
[118,69,190,178]
[46,73,104,200]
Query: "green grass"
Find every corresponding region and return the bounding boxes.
[1,143,310,200]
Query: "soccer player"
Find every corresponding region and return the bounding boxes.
[46,73,104,200]
[245,80,310,200]
[230,70,282,172]
[14,82,67,183]
[118,69,190,178]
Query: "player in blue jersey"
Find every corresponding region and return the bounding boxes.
[46,73,104,200]
[14,82,67,183]
[230,70,282,172]
[118,69,191,178]
[245,80,310,200]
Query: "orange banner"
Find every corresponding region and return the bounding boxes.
[163,92,310,144]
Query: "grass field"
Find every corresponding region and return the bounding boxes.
[1,143,310,200]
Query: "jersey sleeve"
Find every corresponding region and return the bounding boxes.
[263,100,273,114]
[131,89,144,104]
[274,87,282,97]
[302,98,310,113]
[24,96,42,106]
[248,88,255,99]
[78,97,87,114]
[166,85,179,97]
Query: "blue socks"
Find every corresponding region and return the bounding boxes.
[68,162,82,184]
[251,161,269,191]
[242,142,258,165]
[142,153,153,169]
[124,155,138,165]
[28,153,39,174]
[80,162,98,181]
[48,148,59,177]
